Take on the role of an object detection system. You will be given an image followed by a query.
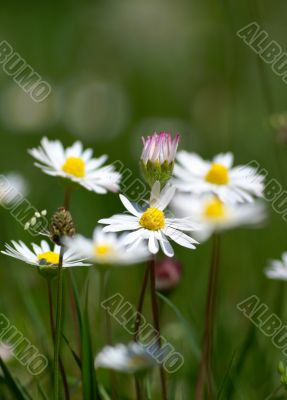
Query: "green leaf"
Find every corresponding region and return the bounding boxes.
[62,333,82,370]
[70,273,101,400]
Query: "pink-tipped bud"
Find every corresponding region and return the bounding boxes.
[140,132,180,187]
[141,132,180,164]
[155,257,182,292]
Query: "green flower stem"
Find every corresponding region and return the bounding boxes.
[54,246,65,400]
[99,268,118,399]
[134,265,150,400]
[195,234,221,400]
[150,257,167,400]
[47,280,70,400]
[64,186,81,353]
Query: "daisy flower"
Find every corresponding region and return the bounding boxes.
[265,253,287,281]
[95,343,156,374]
[99,181,198,258]
[0,173,27,206]
[28,137,121,194]
[173,151,264,203]
[140,132,180,187]
[172,193,266,241]
[1,240,90,270]
[65,227,150,266]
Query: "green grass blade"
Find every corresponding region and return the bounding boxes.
[0,357,32,400]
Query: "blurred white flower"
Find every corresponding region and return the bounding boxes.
[172,194,266,241]
[0,342,13,362]
[95,343,156,374]
[28,137,121,194]
[0,173,27,206]
[99,181,198,258]
[2,240,90,269]
[265,253,287,281]
[173,152,265,203]
[65,227,150,266]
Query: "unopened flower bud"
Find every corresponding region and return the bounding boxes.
[155,257,182,292]
[50,207,75,245]
[140,132,180,188]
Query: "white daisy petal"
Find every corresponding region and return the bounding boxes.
[119,195,142,217]
[158,233,174,257]
[148,232,159,254]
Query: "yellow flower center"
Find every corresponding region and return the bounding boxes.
[139,207,165,231]
[205,163,229,185]
[204,199,226,220]
[38,251,60,266]
[62,157,85,178]
[94,244,112,257]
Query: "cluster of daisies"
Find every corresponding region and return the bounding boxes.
[0,132,286,376]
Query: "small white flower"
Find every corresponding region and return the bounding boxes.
[95,343,156,374]
[28,137,121,194]
[1,240,90,268]
[0,342,13,362]
[0,173,28,206]
[173,151,264,203]
[172,194,266,241]
[99,181,198,258]
[265,253,287,281]
[65,227,150,266]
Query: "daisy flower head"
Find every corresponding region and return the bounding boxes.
[140,132,180,188]
[99,181,199,258]
[95,343,156,374]
[28,137,121,194]
[173,151,265,203]
[65,226,150,266]
[172,193,266,241]
[265,253,287,281]
[2,240,90,278]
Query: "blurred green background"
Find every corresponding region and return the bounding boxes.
[1,0,287,398]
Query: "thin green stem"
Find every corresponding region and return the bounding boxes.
[134,265,150,400]
[195,234,221,400]
[63,186,73,211]
[134,265,150,342]
[100,269,118,399]
[47,280,70,400]
[150,257,168,400]
[54,247,65,400]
